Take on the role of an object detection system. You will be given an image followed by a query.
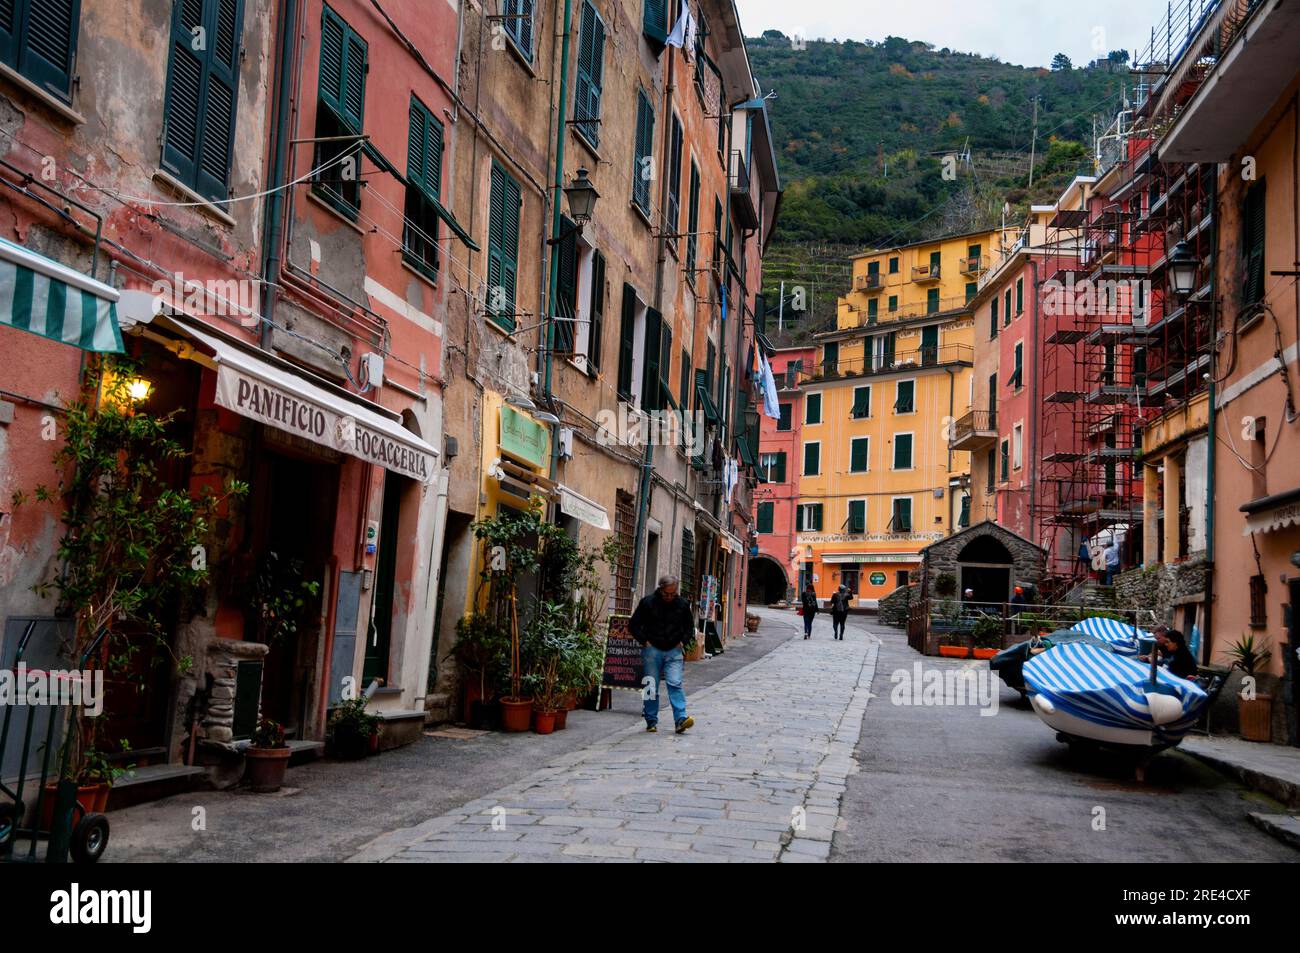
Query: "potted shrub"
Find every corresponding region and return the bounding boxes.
[971,615,1003,660]
[1223,634,1273,742]
[245,718,291,792]
[934,572,958,599]
[40,747,129,830]
[447,613,509,728]
[329,696,380,759]
[745,612,760,632]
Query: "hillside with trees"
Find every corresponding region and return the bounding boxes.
[748,33,1131,335]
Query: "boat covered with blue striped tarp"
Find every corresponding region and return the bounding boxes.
[1069,615,1147,656]
[1022,641,1209,748]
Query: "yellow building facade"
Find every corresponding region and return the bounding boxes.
[796,229,999,607]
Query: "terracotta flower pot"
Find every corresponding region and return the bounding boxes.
[972,648,998,660]
[938,644,971,659]
[553,707,568,730]
[500,696,533,732]
[245,746,292,793]
[533,709,557,734]
[39,781,109,831]
[1239,694,1273,742]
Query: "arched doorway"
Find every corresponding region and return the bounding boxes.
[957,535,1014,607]
[746,555,789,605]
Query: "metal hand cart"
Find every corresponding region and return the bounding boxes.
[0,622,110,863]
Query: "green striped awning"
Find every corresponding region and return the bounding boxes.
[0,236,123,352]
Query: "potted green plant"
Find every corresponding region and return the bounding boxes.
[13,357,244,800]
[1223,634,1273,742]
[329,696,381,759]
[447,613,510,728]
[245,718,291,792]
[971,614,1003,659]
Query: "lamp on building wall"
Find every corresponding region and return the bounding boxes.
[1167,241,1199,297]
[547,168,600,245]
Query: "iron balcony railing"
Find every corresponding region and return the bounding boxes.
[912,263,941,281]
[841,293,973,328]
[959,255,989,276]
[801,344,974,384]
[855,272,885,292]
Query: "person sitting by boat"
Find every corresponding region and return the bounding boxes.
[1139,626,1198,680]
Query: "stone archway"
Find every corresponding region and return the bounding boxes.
[956,534,1014,606]
[746,555,789,605]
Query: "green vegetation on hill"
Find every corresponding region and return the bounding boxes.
[749,33,1129,335]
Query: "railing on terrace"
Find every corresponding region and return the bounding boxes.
[912,263,941,281]
[1134,0,1259,76]
[801,344,973,384]
[950,409,997,443]
[854,272,885,291]
[841,293,973,327]
[728,149,750,195]
[959,255,989,276]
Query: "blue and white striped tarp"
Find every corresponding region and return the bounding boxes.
[1023,641,1209,742]
[1069,615,1146,656]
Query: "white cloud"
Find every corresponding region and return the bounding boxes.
[736,0,1174,69]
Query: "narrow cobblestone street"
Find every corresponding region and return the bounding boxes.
[349,609,877,862]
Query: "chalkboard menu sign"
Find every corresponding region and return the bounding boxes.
[601,614,644,691]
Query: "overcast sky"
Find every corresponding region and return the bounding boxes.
[736,0,1175,69]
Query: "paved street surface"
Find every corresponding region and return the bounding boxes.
[352,611,875,862]
[108,608,1296,863]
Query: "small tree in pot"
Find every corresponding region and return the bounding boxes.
[328,696,381,759]
[1223,634,1274,742]
[447,613,510,727]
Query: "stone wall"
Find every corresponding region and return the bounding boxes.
[878,584,914,628]
[921,521,1046,602]
[1113,555,1208,626]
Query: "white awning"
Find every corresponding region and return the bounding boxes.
[1243,499,1300,536]
[557,485,610,530]
[722,531,745,555]
[173,319,438,483]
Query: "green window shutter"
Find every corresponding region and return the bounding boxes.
[806,392,821,424]
[642,307,662,409]
[503,0,533,59]
[633,90,654,215]
[773,452,786,483]
[487,162,520,330]
[990,298,999,337]
[617,284,637,399]
[777,403,791,431]
[162,0,245,202]
[588,250,605,372]
[852,386,870,418]
[892,498,912,532]
[575,2,604,146]
[666,114,683,237]
[894,433,913,469]
[10,0,81,101]
[894,380,914,413]
[320,5,366,133]
[966,282,977,303]
[867,260,879,277]
[813,504,824,531]
[757,502,774,535]
[848,500,865,533]
[1000,440,1009,481]
[850,437,868,472]
[553,215,578,354]
[659,319,673,410]
[804,442,819,476]
[867,298,878,320]
[926,288,939,314]
[1015,277,1023,313]
[1244,181,1266,304]
[1003,288,1012,325]
[642,0,667,44]
[686,162,701,277]
[407,96,443,200]
[888,295,898,312]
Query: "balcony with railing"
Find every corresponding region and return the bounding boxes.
[838,293,974,330]
[949,409,999,452]
[728,149,759,229]
[854,272,885,293]
[799,344,974,385]
[958,255,989,276]
[912,263,941,282]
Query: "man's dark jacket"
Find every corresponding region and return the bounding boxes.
[628,592,695,651]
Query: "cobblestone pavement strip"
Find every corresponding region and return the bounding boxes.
[349,608,878,863]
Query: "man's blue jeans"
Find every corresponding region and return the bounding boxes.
[642,645,687,726]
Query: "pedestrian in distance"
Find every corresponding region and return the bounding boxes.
[801,583,819,639]
[1077,539,1092,579]
[830,585,850,640]
[628,574,695,734]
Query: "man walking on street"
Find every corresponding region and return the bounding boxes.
[830,585,850,640]
[629,575,695,734]
[801,583,819,639]
[1104,539,1121,586]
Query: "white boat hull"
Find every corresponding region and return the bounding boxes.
[1029,693,1160,747]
